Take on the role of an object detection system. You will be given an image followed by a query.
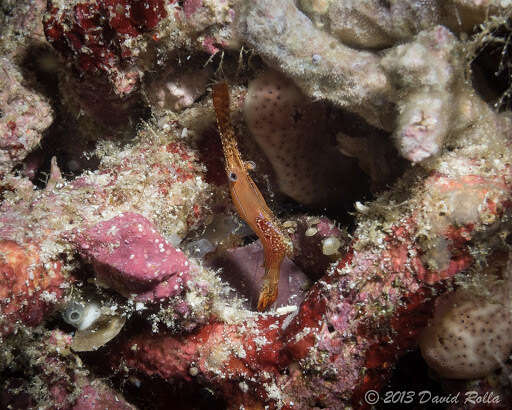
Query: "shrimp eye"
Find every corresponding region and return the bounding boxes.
[229,172,237,182]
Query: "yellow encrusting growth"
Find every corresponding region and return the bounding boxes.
[212,82,292,311]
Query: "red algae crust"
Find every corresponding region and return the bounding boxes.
[0,241,65,336]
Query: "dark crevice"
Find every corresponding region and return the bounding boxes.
[18,43,61,101]
[471,17,512,111]
[15,40,152,188]
[377,350,445,410]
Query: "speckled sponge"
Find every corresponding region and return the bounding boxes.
[419,287,512,379]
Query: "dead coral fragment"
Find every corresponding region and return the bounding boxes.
[298,0,506,50]
[237,1,487,165]
[237,0,392,129]
[381,26,463,163]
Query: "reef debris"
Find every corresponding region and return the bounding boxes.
[237,0,393,130]
[42,0,235,129]
[236,0,511,164]
[1,328,135,408]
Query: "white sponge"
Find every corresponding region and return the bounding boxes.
[419,287,512,379]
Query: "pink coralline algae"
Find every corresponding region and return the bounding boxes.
[107,101,512,407]
[114,316,289,409]
[0,124,211,249]
[103,147,512,408]
[72,212,190,299]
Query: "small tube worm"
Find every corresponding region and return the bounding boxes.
[212,83,292,311]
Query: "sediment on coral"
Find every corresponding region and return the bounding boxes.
[2,0,512,409]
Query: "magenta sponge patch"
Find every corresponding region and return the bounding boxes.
[72,212,190,297]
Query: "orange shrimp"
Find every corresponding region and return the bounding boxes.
[212,82,292,311]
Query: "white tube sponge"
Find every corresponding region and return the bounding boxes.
[381,26,462,163]
[394,89,452,162]
[62,301,101,331]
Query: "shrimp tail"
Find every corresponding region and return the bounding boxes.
[257,277,279,311]
[256,243,286,311]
